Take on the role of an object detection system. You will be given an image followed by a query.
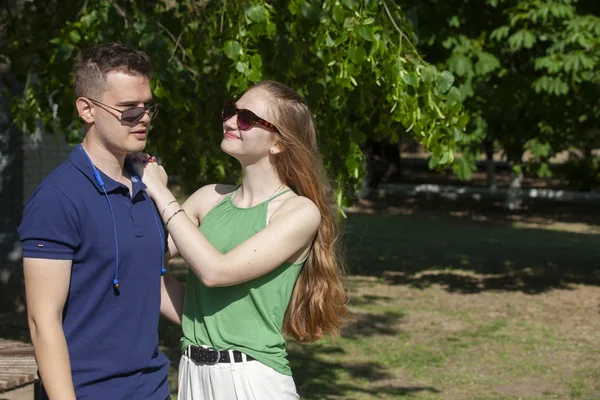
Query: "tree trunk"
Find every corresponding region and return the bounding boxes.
[504,165,523,211]
[485,140,496,192]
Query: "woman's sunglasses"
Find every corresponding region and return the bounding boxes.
[222,100,279,133]
[87,98,160,124]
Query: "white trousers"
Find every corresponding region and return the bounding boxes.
[178,352,300,400]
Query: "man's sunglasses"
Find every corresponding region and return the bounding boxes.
[221,100,279,133]
[87,98,160,124]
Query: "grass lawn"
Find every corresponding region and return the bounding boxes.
[160,203,600,399]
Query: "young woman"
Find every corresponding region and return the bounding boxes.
[132,80,348,399]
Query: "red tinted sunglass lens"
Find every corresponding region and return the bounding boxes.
[222,102,236,121]
[122,107,146,123]
[237,110,254,130]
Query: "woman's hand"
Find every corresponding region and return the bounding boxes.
[128,152,169,201]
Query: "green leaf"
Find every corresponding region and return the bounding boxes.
[428,157,439,169]
[475,52,500,75]
[246,5,266,23]
[453,157,474,180]
[235,61,248,73]
[456,114,470,129]
[508,30,536,50]
[435,70,454,93]
[448,16,460,28]
[348,46,367,64]
[341,0,359,11]
[448,54,471,77]
[490,26,510,41]
[508,30,524,49]
[248,68,261,82]
[437,149,451,165]
[421,67,436,83]
[536,162,552,178]
[332,6,345,24]
[527,139,550,158]
[447,87,462,106]
[358,26,374,42]
[522,30,536,49]
[512,165,523,176]
[69,30,81,44]
[343,17,356,29]
[325,34,335,47]
[564,54,580,73]
[250,53,262,69]
[80,12,97,30]
[533,76,549,93]
[347,61,363,75]
[402,72,418,87]
[224,40,241,60]
[363,17,375,25]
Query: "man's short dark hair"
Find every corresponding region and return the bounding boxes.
[74,42,152,99]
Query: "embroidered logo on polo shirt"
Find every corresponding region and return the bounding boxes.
[131,176,139,183]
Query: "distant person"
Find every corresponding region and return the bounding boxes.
[131,80,349,399]
[18,42,183,400]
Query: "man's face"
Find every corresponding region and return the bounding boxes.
[91,71,154,155]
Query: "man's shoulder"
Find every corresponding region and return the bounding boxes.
[42,158,80,189]
[29,159,85,203]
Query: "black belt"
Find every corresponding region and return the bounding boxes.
[185,345,255,365]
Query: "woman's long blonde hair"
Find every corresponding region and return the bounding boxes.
[252,80,349,342]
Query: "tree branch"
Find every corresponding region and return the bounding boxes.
[169,31,184,62]
[106,0,199,77]
[106,0,128,28]
[220,0,226,34]
[381,0,424,62]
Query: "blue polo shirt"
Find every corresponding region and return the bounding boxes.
[18,146,170,400]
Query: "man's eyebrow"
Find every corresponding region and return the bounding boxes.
[116,99,153,106]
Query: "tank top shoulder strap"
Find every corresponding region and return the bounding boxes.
[267,189,292,203]
[213,188,237,208]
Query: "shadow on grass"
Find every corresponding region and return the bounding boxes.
[342,311,405,338]
[343,210,600,294]
[361,189,600,227]
[289,343,440,400]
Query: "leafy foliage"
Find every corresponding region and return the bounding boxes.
[405,0,600,182]
[2,0,467,205]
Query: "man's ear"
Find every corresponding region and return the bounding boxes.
[75,97,95,124]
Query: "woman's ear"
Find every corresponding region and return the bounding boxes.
[76,98,95,124]
[270,142,285,155]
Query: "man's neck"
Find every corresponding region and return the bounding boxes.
[81,137,127,183]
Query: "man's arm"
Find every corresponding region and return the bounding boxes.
[24,257,76,400]
[159,255,184,326]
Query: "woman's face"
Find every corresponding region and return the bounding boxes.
[220,88,280,163]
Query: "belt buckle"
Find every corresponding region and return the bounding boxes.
[203,347,221,365]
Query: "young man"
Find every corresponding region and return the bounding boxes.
[18,42,184,400]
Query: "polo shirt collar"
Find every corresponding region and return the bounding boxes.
[69,145,147,195]
[127,162,148,199]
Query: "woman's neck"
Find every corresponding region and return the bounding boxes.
[236,162,285,207]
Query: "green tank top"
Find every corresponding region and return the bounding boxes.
[180,189,305,376]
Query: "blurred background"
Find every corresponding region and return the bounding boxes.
[1,1,599,399]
